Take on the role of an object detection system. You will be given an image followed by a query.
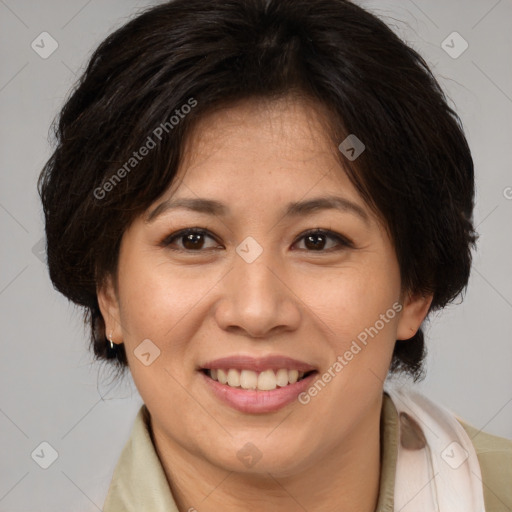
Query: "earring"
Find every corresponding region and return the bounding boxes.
[108,330,115,350]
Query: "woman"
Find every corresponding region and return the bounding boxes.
[37,0,511,510]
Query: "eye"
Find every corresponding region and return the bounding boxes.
[161,227,353,253]
[292,228,354,252]
[161,228,221,252]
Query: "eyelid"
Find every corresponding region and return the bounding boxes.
[294,228,354,250]
[160,227,220,249]
[160,227,354,252]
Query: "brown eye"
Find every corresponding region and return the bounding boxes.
[162,228,220,252]
[161,227,353,254]
[293,229,353,252]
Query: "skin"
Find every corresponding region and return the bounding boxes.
[98,95,433,512]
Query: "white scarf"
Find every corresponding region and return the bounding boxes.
[385,386,486,511]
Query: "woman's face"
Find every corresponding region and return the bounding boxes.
[99,96,431,477]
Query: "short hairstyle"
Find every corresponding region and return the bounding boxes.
[37,0,478,382]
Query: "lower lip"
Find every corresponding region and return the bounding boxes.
[200,370,318,414]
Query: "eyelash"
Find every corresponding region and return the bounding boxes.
[160,227,354,253]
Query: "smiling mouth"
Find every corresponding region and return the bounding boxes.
[201,368,317,391]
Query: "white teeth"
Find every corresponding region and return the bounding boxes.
[288,369,299,384]
[276,368,289,387]
[257,369,277,390]
[240,370,258,390]
[227,369,240,387]
[207,368,307,390]
[217,368,228,385]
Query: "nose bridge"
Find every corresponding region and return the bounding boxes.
[216,236,300,337]
[233,238,283,309]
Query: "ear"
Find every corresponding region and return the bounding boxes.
[97,274,123,345]
[396,290,434,340]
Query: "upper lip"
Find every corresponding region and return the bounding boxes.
[200,355,317,373]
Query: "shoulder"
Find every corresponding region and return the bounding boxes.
[458,418,512,510]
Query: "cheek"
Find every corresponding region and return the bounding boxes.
[306,261,401,340]
[115,255,207,407]
[116,250,229,380]
[302,260,401,401]
[118,249,210,334]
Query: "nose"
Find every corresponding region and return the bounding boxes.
[214,245,301,339]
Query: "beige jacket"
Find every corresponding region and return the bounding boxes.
[103,392,512,511]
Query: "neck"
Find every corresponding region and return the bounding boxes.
[151,397,383,512]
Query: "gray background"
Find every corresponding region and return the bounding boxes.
[1,0,511,510]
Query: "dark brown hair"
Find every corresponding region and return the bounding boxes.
[37,0,478,382]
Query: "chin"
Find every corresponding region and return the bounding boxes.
[206,440,313,478]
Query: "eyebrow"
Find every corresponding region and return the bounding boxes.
[145,195,370,225]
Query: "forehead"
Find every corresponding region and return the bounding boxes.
[140,96,384,234]
[166,95,355,198]
[186,95,336,156]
